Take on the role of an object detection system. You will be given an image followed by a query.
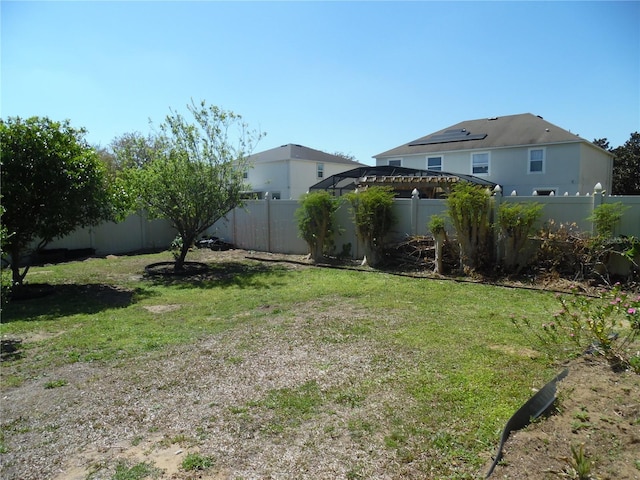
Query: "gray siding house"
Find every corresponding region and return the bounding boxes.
[374,113,613,196]
[245,144,366,200]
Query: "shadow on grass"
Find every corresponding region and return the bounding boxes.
[143,261,290,290]
[1,284,156,323]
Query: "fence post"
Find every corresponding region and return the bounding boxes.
[493,185,503,264]
[265,192,271,252]
[411,188,419,235]
[139,210,147,250]
[230,207,237,246]
[591,182,604,235]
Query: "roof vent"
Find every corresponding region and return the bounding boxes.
[537,115,544,119]
[488,117,498,121]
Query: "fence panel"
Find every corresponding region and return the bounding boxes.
[612,196,640,237]
[333,203,361,258]
[36,193,640,259]
[268,200,307,254]
[416,199,448,236]
[41,213,176,255]
[501,195,594,232]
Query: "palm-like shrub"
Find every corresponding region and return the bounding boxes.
[446,182,492,272]
[345,187,396,267]
[295,191,339,262]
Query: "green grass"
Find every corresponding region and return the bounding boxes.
[181,452,214,471]
[112,460,161,480]
[0,250,566,478]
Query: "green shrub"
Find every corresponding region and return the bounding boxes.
[588,202,628,238]
[446,182,492,272]
[428,214,446,236]
[429,214,448,274]
[345,186,396,267]
[295,191,339,262]
[497,202,543,273]
[512,284,640,373]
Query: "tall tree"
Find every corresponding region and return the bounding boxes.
[592,138,610,151]
[611,132,640,195]
[0,116,114,285]
[124,100,263,271]
[110,132,162,170]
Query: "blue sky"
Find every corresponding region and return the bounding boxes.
[2,1,638,165]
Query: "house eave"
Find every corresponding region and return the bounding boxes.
[374,139,589,159]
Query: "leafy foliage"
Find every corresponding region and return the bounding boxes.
[110,131,162,170]
[181,453,214,471]
[0,203,11,305]
[0,116,114,285]
[428,214,448,274]
[445,182,492,272]
[295,191,339,262]
[587,202,628,238]
[428,214,446,236]
[121,100,263,270]
[345,187,396,266]
[512,284,640,373]
[497,202,543,273]
[611,132,640,195]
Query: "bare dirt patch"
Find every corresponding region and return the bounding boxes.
[489,357,640,480]
[143,304,182,314]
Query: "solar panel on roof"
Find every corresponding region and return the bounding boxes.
[409,129,487,146]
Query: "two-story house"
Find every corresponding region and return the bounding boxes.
[374,113,613,196]
[245,144,366,200]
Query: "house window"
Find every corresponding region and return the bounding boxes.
[243,170,248,179]
[427,156,442,171]
[533,188,556,196]
[317,163,324,179]
[528,148,545,174]
[388,159,401,167]
[471,152,489,175]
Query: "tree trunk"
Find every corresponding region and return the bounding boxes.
[9,246,28,286]
[361,241,380,267]
[433,231,446,274]
[174,234,195,272]
[310,235,325,263]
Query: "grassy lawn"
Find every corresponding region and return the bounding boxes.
[0,250,564,479]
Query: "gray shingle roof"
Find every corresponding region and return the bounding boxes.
[250,143,365,166]
[375,113,594,158]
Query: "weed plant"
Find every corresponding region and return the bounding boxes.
[181,452,214,471]
[511,284,640,372]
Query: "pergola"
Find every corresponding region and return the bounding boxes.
[309,166,496,198]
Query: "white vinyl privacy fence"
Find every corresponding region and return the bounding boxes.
[42,186,640,259]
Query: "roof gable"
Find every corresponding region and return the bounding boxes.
[375,113,591,158]
[250,143,365,166]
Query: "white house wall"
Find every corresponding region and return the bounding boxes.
[247,160,290,199]
[289,161,319,200]
[248,159,360,200]
[493,143,583,195]
[376,143,604,196]
[579,143,613,194]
